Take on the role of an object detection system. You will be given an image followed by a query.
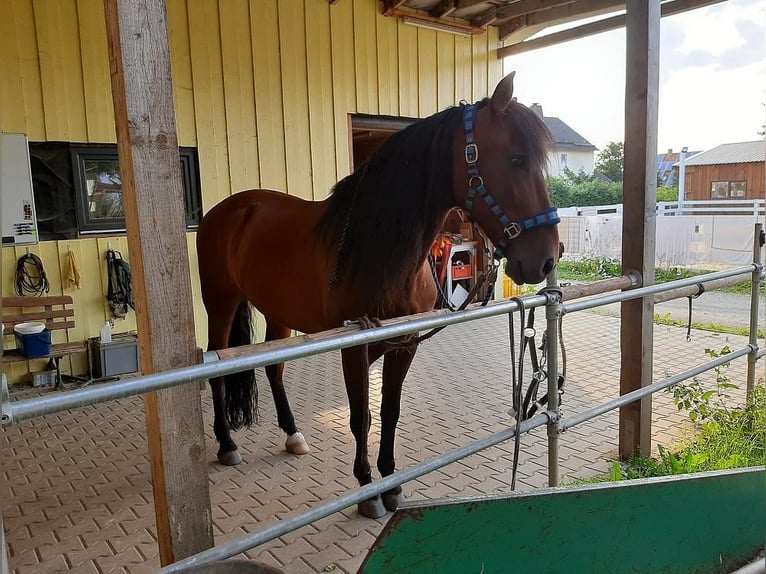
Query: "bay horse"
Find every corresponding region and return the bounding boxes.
[196,72,560,518]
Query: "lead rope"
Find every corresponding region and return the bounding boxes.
[509,296,527,490]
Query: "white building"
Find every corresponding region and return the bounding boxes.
[529,104,596,177]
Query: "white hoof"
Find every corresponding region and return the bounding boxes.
[285,432,310,455]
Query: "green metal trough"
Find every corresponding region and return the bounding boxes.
[359,468,764,574]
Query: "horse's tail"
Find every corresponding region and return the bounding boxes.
[224,300,258,430]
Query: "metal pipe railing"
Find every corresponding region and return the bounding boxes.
[545,271,561,487]
[1,294,549,426]
[159,412,554,572]
[746,223,763,399]
[2,245,762,572]
[562,265,758,315]
[559,345,762,432]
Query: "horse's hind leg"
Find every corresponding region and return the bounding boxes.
[207,305,242,466]
[264,321,309,455]
[341,345,386,519]
[377,345,417,512]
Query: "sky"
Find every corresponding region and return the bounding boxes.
[503,0,766,154]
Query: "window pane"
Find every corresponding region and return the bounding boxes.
[711,181,728,198]
[84,159,123,219]
[730,181,746,197]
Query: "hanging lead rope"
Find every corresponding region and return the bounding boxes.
[509,296,527,491]
[14,253,50,296]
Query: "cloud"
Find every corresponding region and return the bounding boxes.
[661,0,765,77]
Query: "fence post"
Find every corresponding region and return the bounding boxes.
[746,223,763,401]
[546,270,561,487]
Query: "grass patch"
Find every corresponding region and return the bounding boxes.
[575,350,764,484]
[653,312,764,339]
[557,257,761,295]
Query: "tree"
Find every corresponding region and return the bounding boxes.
[595,141,624,182]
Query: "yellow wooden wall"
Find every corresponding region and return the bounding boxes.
[0,0,500,384]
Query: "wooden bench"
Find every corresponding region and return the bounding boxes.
[2,296,85,387]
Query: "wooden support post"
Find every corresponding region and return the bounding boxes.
[103,0,213,564]
[619,0,659,459]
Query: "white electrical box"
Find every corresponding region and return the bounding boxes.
[1,133,39,246]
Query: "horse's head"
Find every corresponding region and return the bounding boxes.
[452,72,560,285]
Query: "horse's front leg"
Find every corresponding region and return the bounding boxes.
[210,377,242,465]
[341,345,385,519]
[377,344,417,512]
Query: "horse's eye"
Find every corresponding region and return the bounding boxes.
[509,156,525,168]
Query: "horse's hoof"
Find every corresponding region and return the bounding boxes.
[218,449,243,466]
[358,496,387,519]
[285,432,310,455]
[382,492,402,512]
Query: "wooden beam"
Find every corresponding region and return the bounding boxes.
[499,11,622,54]
[619,0,659,459]
[495,0,577,22]
[471,8,498,28]
[103,0,213,566]
[499,0,726,54]
[383,0,408,16]
[430,0,457,18]
[499,0,623,41]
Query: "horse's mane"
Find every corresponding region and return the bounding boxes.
[315,99,552,315]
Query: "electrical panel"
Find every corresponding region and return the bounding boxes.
[1,133,39,246]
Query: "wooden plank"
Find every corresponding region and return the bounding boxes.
[454,35,473,103]
[0,1,46,136]
[397,20,419,117]
[278,0,313,200]
[376,6,399,117]
[329,0,355,178]
[471,33,488,101]
[187,0,231,210]
[167,0,198,147]
[2,296,74,307]
[418,29,438,117]
[251,0,287,191]
[33,0,88,141]
[437,33,456,109]
[619,0,659,459]
[499,0,727,54]
[486,26,501,91]
[306,0,338,199]
[103,0,212,564]
[219,0,260,194]
[76,0,115,142]
[353,0,379,114]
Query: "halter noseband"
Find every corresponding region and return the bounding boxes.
[462,104,560,260]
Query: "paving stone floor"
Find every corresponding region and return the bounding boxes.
[1,310,754,573]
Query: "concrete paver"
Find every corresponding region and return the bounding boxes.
[1,309,755,573]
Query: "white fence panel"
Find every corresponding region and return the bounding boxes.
[561,214,762,267]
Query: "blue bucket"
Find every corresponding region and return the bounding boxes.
[15,330,52,358]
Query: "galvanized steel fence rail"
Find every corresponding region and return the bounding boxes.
[1,226,762,573]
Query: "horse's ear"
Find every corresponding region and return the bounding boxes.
[491,71,516,116]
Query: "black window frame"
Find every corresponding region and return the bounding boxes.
[70,143,202,234]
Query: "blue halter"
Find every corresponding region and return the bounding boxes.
[462,104,560,260]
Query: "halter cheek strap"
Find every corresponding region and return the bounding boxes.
[462,104,560,260]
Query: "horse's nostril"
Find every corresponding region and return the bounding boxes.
[542,257,555,275]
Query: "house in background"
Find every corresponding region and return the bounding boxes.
[681,140,765,200]
[656,148,701,187]
[529,103,596,177]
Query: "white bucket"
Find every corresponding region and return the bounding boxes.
[14,322,46,335]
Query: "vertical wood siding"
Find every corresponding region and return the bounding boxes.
[684,163,766,201]
[0,0,501,383]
